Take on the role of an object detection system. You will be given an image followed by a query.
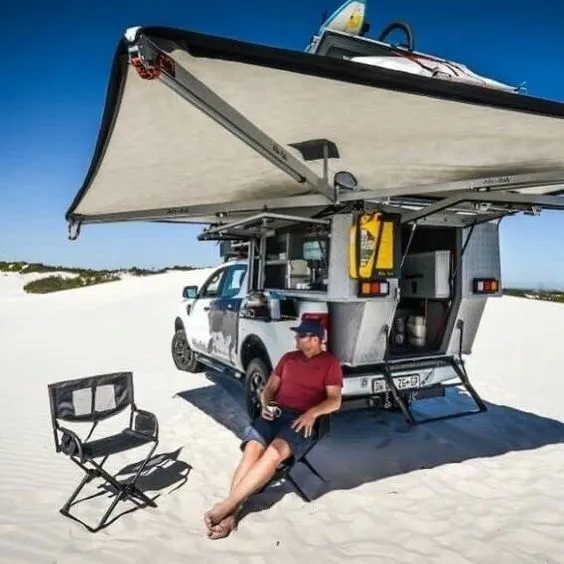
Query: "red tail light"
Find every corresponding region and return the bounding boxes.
[473,278,499,294]
[358,280,390,297]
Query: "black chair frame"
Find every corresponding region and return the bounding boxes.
[48,371,159,532]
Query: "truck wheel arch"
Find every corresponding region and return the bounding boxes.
[240,336,273,419]
[174,317,184,332]
[240,335,272,374]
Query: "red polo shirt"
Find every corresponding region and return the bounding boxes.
[273,351,343,412]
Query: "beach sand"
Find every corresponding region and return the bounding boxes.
[0,270,562,563]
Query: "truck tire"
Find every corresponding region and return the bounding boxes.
[245,357,269,420]
[171,329,201,373]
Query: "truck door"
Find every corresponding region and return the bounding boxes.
[186,267,229,355]
[208,264,248,365]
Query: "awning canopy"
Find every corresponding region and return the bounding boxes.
[66,26,564,229]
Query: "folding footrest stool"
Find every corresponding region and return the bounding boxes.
[48,371,159,532]
[265,415,332,502]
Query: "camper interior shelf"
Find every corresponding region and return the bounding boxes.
[400,251,451,299]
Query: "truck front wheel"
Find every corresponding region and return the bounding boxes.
[245,358,269,420]
[171,329,201,373]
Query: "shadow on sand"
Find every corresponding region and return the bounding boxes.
[66,448,192,530]
[177,370,564,516]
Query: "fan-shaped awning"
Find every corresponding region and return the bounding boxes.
[66,26,564,231]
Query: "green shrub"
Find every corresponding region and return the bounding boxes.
[2,261,198,276]
[23,275,120,294]
[128,267,168,276]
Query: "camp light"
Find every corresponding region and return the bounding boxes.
[334,170,358,191]
[358,280,390,297]
[473,278,499,294]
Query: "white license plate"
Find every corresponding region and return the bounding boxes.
[372,374,420,394]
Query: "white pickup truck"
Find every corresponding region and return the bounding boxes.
[171,209,499,425]
[171,255,330,419]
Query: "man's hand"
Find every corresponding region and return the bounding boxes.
[291,410,317,438]
[261,405,275,421]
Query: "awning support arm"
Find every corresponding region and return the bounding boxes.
[401,191,564,224]
[128,34,336,202]
[400,221,418,270]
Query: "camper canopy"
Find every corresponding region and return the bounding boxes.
[66,26,564,233]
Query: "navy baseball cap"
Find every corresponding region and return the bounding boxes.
[290,319,325,338]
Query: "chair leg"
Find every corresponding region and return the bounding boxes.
[118,440,159,508]
[59,441,159,532]
[60,470,95,514]
[132,440,159,481]
[96,490,125,531]
[89,452,157,508]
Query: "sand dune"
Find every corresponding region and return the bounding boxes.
[0,271,80,300]
[0,270,562,564]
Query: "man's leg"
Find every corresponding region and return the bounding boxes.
[230,440,265,492]
[206,440,266,538]
[205,438,292,528]
[205,419,274,536]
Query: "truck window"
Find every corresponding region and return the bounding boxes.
[221,265,247,298]
[200,269,226,298]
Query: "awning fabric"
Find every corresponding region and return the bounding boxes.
[66,27,564,226]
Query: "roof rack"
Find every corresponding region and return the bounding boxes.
[197,212,330,242]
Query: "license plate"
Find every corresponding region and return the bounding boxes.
[372,374,420,394]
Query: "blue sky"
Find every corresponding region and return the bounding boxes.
[1,0,563,288]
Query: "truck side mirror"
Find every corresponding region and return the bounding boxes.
[182,285,198,299]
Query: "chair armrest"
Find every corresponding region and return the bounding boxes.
[58,427,85,460]
[131,408,159,439]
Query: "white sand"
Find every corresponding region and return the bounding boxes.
[0,270,562,564]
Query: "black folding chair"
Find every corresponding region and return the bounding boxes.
[48,371,159,532]
[268,415,331,502]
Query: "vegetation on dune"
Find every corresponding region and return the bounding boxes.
[128,265,196,276]
[0,261,112,277]
[503,288,564,304]
[23,274,120,294]
[1,261,199,294]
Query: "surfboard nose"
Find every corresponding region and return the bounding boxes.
[322,0,367,36]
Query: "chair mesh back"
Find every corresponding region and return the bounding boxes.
[48,372,134,422]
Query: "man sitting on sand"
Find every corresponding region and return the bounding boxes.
[204,318,343,539]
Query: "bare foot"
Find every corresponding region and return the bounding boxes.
[204,511,213,532]
[204,501,231,532]
[208,514,237,540]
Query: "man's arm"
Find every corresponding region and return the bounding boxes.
[260,373,281,407]
[291,357,343,437]
[309,385,342,418]
[291,386,341,437]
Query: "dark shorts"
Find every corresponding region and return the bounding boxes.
[241,409,314,461]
